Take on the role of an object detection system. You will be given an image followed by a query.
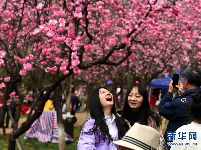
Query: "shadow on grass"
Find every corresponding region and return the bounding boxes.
[0,125,83,150]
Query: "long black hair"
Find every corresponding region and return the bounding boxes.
[191,93,201,121]
[122,83,160,126]
[85,87,128,144]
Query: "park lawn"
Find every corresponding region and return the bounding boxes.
[0,125,82,150]
[20,115,29,118]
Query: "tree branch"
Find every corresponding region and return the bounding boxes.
[104,47,132,66]
[126,0,158,38]
[78,43,127,69]
[83,1,93,44]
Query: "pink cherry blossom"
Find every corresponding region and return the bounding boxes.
[84,45,91,51]
[74,7,82,19]
[20,70,26,76]
[76,0,85,5]
[29,54,34,61]
[52,66,57,72]
[4,77,10,82]
[36,3,44,11]
[0,83,6,89]
[9,92,16,98]
[0,59,4,66]
[61,61,68,67]
[47,30,55,38]
[60,66,66,71]
[71,59,80,66]
[0,50,6,58]
[73,68,80,74]
[32,28,41,35]
[63,70,69,75]
[68,30,75,40]
[45,68,49,73]
[59,18,66,27]
[41,61,47,65]
[23,63,32,71]
[48,19,58,26]
[55,57,62,64]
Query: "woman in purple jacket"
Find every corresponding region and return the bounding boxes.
[78,87,128,150]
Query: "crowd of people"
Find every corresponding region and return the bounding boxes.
[0,86,81,140]
[78,66,201,150]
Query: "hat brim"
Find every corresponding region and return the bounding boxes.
[113,140,144,150]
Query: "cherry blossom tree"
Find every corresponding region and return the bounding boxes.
[0,0,155,149]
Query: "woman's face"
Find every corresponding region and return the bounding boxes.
[99,88,113,108]
[127,87,143,111]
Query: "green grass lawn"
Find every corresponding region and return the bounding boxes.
[0,125,82,150]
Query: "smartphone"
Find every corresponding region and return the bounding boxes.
[172,74,179,88]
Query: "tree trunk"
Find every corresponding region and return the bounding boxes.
[67,76,72,112]
[55,86,66,150]
[8,109,24,150]
[7,71,73,150]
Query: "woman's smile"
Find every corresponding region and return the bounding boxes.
[129,101,137,106]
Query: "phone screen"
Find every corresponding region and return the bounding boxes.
[172,74,179,88]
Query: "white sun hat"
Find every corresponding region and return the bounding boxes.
[113,123,160,150]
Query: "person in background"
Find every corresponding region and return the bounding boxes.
[158,67,201,150]
[171,93,201,150]
[155,90,169,135]
[70,87,80,124]
[150,90,157,111]
[6,98,16,128]
[78,87,128,150]
[43,97,54,111]
[113,123,160,150]
[61,98,67,114]
[118,82,166,150]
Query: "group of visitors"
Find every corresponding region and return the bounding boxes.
[77,66,201,150]
[43,87,82,125]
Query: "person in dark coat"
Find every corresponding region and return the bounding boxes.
[158,66,201,150]
[70,87,80,124]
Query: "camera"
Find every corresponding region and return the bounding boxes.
[172,74,179,88]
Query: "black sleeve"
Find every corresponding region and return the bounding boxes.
[72,97,77,106]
